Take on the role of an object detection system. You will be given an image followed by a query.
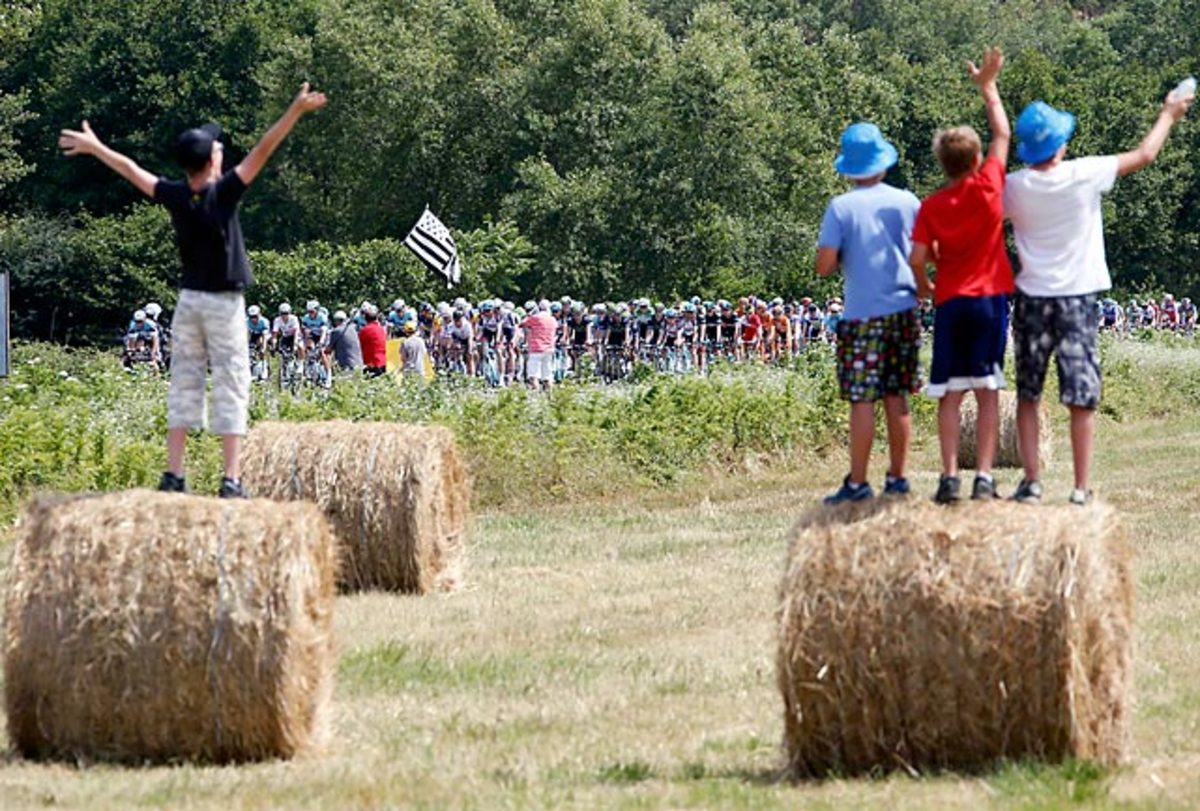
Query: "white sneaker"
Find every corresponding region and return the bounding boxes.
[1069,488,1093,506]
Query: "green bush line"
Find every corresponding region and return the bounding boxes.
[0,335,1194,528]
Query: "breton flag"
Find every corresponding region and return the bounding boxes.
[403,207,462,287]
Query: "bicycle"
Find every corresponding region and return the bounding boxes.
[480,343,501,387]
[276,343,301,393]
[249,342,270,383]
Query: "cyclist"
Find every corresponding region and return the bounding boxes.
[566,302,592,374]
[448,309,475,375]
[679,302,700,372]
[739,301,763,361]
[1162,293,1179,330]
[246,304,270,378]
[124,309,162,370]
[1100,297,1122,332]
[771,304,791,361]
[602,302,631,381]
[300,300,331,387]
[386,298,408,337]
[1180,296,1197,334]
[632,298,655,357]
[499,301,521,385]
[823,300,844,342]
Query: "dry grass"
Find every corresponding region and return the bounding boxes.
[958,391,1053,470]
[778,499,1131,776]
[4,491,337,764]
[242,421,469,593]
[0,412,1198,807]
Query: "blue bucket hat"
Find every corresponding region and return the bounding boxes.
[834,122,899,179]
[1015,101,1076,165]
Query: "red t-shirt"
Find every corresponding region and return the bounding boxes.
[741,312,762,341]
[359,322,387,368]
[912,156,1014,305]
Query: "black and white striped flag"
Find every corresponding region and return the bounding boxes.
[403,207,462,287]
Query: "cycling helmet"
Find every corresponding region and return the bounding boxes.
[524,299,537,312]
[133,309,146,322]
[503,301,515,311]
[561,295,572,304]
[392,298,405,311]
[720,300,732,310]
[682,302,696,313]
[617,302,630,314]
[332,310,347,323]
[247,305,260,317]
[664,308,678,318]
[592,303,605,314]
[515,307,527,318]
[306,300,319,312]
[144,302,162,319]
[279,303,292,315]
[538,299,551,312]
[438,302,452,316]
[801,297,813,306]
[550,301,563,314]
[571,302,584,314]
[452,309,464,319]
[480,300,495,313]
[653,301,664,312]
[420,301,434,313]
[772,296,784,307]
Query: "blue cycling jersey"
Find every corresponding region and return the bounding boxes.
[127,320,157,336]
[301,314,328,335]
[247,316,270,334]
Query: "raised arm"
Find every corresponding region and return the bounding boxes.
[58,121,157,198]
[235,82,328,187]
[968,47,1009,164]
[1117,92,1192,177]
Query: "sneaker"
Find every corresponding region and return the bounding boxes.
[157,471,187,493]
[1069,488,1093,506]
[934,474,961,505]
[823,476,874,506]
[971,474,1000,501]
[218,477,249,499]
[1011,478,1044,504]
[883,474,911,496]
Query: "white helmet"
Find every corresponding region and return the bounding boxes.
[247,305,261,317]
[133,309,146,322]
[144,302,162,318]
[306,299,319,312]
[332,309,348,323]
[438,302,451,316]
[538,299,551,312]
[392,298,405,311]
[279,302,292,315]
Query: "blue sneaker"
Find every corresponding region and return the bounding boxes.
[883,474,911,496]
[824,476,874,505]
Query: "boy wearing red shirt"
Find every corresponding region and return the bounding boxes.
[910,48,1013,503]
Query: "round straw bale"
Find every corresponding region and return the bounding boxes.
[776,499,1131,777]
[958,390,1053,470]
[241,421,468,593]
[4,491,337,764]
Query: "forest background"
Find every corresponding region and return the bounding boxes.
[0,0,1197,344]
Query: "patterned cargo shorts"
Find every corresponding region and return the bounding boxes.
[836,308,922,403]
[167,289,251,435]
[1013,292,1101,409]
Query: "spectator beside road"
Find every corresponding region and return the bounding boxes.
[359,302,387,377]
[522,299,558,391]
[326,309,363,372]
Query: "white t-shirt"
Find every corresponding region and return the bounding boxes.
[1004,156,1119,297]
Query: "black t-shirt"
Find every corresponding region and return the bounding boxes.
[154,170,252,292]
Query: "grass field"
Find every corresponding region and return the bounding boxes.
[1,399,1199,809]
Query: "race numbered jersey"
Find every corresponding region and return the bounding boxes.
[273,315,300,336]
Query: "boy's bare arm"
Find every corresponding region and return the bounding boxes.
[968,47,1010,163]
[58,121,157,198]
[908,243,935,300]
[1117,93,1192,177]
[235,82,328,187]
[815,247,840,277]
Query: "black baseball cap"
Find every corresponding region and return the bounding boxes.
[174,122,222,170]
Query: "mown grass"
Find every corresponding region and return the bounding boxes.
[0,337,1199,808]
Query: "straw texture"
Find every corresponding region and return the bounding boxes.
[776,499,1132,777]
[4,491,337,764]
[958,391,1053,470]
[242,421,469,593]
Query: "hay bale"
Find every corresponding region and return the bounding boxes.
[4,491,337,764]
[958,390,1052,470]
[241,421,468,593]
[776,499,1132,777]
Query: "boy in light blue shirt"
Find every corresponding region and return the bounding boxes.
[816,122,922,504]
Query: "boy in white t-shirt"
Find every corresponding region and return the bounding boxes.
[1005,92,1191,504]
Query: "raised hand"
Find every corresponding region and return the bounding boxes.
[292,82,328,115]
[59,120,103,157]
[967,47,1005,89]
[1163,90,1194,122]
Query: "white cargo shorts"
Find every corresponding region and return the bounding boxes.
[167,289,251,435]
[526,350,553,382]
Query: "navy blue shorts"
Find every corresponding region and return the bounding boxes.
[927,293,1009,398]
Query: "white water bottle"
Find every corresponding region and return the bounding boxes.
[1170,75,1196,102]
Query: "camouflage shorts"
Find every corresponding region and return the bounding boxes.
[167,290,250,435]
[1013,292,1101,409]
